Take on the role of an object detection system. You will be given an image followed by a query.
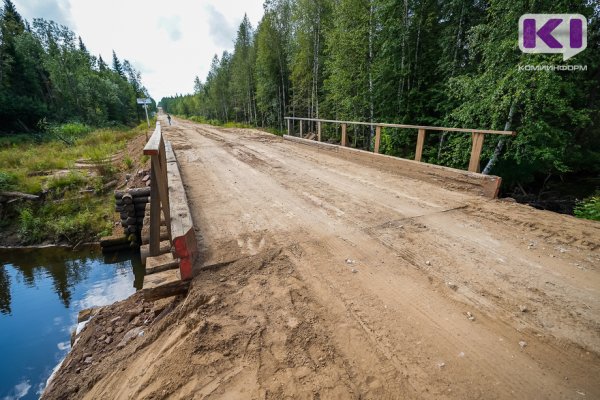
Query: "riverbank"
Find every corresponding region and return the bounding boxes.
[0,123,152,247]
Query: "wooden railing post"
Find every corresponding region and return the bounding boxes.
[468,132,485,172]
[415,129,426,162]
[149,157,160,256]
[287,119,291,136]
[341,124,347,146]
[374,126,381,153]
[317,121,322,142]
[299,120,303,138]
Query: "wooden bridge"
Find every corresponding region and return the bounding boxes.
[139,122,198,296]
[113,114,599,399]
[139,116,516,290]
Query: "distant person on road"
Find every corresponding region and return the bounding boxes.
[167,114,172,125]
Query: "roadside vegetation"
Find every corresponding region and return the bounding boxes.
[0,121,151,245]
[0,1,155,132]
[574,194,600,221]
[0,1,156,245]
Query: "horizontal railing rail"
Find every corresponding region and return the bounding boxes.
[284,117,516,173]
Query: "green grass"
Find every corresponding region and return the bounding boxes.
[0,124,148,245]
[18,198,113,244]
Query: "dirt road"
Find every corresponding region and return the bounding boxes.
[56,117,599,399]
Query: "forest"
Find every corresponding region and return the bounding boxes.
[161,0,600,212]
[0,0,152,133]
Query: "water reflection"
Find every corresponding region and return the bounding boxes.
[0,265,10,314]
[0,247,144,314]
[0,246,144,400]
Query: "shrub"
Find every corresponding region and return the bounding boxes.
[0,171,19,191]
[50,122,91,145]
[574,195,600,221]
[123,156,134,169]
[18,207,45,243]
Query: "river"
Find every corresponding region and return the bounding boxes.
[0,247,144,400]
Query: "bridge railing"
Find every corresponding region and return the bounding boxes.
[143,122,172,257]
[284,117,516,173]
[143,122,198,281]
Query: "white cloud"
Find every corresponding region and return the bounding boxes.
[57,341,70,351]
[158,15,182,42]
[205,5,236,48]
[2,380,32,400]
[10,0,264,101]
[13,0,72,27]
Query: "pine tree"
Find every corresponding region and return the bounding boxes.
[112,50,125,79]
[230,15,256,124]
[97,55,107,71]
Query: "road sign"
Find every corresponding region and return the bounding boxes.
[137,98,152,105]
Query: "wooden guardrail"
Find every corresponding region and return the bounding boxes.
[284,117,516,173]
[143,122,198,281]
[143,122,172,256]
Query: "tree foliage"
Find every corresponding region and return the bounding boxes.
[0,0,152,132]
[161,0,600,193]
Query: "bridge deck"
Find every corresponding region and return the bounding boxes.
[156,116,599,398]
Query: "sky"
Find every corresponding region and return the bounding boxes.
[12,0,265,101]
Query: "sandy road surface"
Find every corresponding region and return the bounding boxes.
[70,117,599,399]
[165,117,600,398]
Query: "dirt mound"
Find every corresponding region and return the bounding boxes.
[44,247,397,399]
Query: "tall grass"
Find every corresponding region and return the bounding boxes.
[0,123,148,244]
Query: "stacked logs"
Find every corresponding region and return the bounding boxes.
[114,187,151,248]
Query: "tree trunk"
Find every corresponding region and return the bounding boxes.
[482,101,516,175]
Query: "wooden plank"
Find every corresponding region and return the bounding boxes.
[165,140,177,164]
[99,235,129,247]
[143,123,162,155]
[468,132,485,173]
[141,270,189,301]
[146,253,179,275]
[317,121,322,142]
[141,240,171,266]
[341,124,347,147]
[158,136,172,240]
[166,143,198,281]
[374,126,381,154]
[142,226,169,245]
[415,129,426,162]
[149,159,161,256]
[283,117,516,136]
[283,135,502,199]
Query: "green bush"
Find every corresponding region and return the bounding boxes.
[123,156,134,169]
[18,207,45,243]
[0,171,19,191]
[574,195,600,221]
[50,122,92,145]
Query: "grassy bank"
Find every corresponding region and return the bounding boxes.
[0,122,152,245]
